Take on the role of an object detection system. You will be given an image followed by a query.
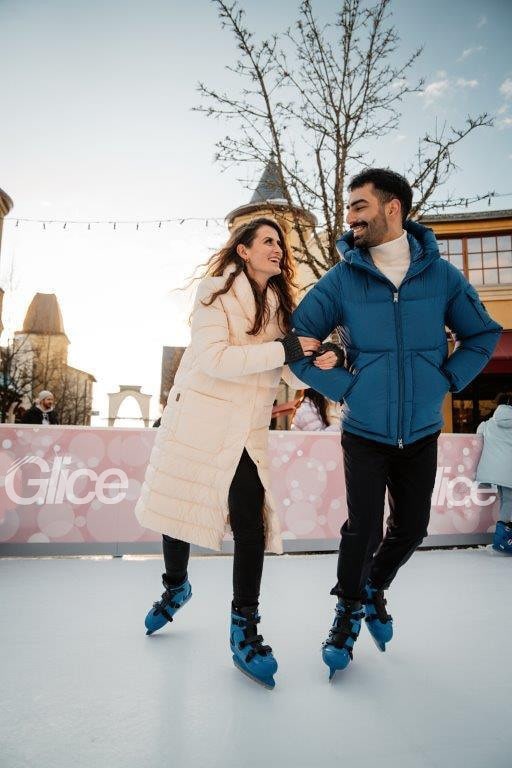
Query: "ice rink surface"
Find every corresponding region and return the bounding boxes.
[1,549,509,768]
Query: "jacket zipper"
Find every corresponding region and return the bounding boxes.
[345,251,435,449]
[393,291,404,449]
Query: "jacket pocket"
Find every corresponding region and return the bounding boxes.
[466,286,491,327]
[343,352,389,438]
[172,389,231,453]
[411,350,450,434]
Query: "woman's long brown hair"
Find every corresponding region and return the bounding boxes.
[200,217,297,335]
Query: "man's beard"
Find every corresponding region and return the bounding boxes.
[352,210,388,249]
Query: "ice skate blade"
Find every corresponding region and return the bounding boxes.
[370,635,386,652]
[232,657,275,690]
[322,648,350,679]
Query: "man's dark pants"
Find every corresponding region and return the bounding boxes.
[334,429,440,600]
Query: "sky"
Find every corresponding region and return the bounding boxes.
[0,0,511,425]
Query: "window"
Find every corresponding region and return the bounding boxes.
[452,374,512,433]
[436,232,512,285]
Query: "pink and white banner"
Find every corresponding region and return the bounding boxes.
[0,426,499,551]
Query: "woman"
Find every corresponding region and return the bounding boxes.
[476,392,512,554]
[135,217,340,688]
[291,388,340,432]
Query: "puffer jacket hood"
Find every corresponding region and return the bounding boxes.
[493,404,512,429]
[337,219,440,272]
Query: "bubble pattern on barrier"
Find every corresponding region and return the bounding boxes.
[0,427,499,544]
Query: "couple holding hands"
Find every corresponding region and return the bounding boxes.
[135,167,501,687]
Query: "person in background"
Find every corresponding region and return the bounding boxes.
[21,391,59,425]
[291,388,340,432]
[476,393,512,555]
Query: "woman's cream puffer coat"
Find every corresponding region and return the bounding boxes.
[135,266,304,554]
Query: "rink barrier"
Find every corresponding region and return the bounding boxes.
[0,426,497,555]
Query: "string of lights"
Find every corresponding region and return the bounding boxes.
[3,191,512,230]
[5,216,226,230]
[424,191,512,211]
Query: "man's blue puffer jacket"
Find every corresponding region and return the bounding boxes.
[290,220,502,447]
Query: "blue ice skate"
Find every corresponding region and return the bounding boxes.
[362,583,393,652]
[322,599,363,680]
[145,575,192,635]
[230,606,278,689]
[492,521,512,555]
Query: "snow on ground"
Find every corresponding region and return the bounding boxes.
[1,549,509,768]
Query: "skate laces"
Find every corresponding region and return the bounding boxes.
[153,583,187,616]
[325,602,363,652]
[365,588,392,624]
[232,613,273,662]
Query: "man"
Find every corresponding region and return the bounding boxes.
[21,390,59,425]
[289,168,502,679]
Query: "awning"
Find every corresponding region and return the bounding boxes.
[482,329,512,374]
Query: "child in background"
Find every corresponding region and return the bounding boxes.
[291,388,340,432]
[476,393,512,554]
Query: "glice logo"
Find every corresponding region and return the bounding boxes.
[432,466,496,508]
[5,455,129,506]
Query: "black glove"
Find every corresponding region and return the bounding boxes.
[315,342,345,368]
[277,333,305,364]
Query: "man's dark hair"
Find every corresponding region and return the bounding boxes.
[347,168,413,225]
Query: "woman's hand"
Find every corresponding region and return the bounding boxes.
[314,350,339,369]
[298,336,321,356]
[313,342,345,370]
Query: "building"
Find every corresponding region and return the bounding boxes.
[12,292,96,424]
[420,210,512,433]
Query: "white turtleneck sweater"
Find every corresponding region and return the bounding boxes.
[369,230,410,289]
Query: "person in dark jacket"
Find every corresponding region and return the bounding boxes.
[289,167,502,678]
[21,390,59,425]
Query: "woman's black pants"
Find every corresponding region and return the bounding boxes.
[162,448,265,608]
[334,429,439,601]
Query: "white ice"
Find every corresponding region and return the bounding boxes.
[1,549,509,768]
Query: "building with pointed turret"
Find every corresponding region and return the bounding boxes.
[11,293,96,424]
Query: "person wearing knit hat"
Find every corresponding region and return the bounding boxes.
[21,390,59,425]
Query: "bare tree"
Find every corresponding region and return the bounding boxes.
[196,0,493,277]
[56,369,92,426]
[0,335,34,422]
